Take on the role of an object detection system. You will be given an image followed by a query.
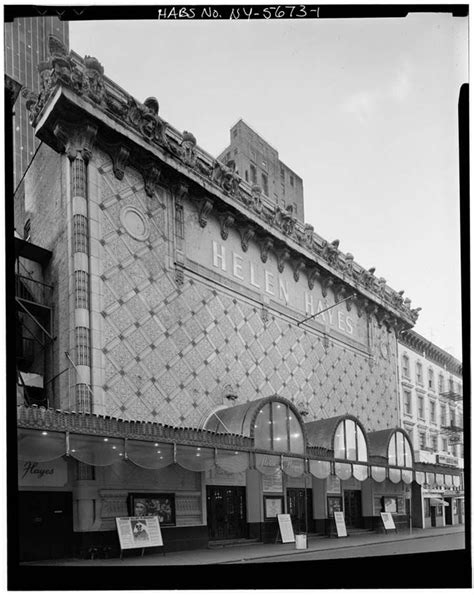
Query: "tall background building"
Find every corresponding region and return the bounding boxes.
[4,16,69,188]
[218,119,305,221]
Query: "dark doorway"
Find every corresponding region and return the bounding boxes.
[18,491,73,561]
[430,506,437,527]
[287,488,313,533]
[445,498,453,525]
[343,490,362,528]
[206,486,247,540]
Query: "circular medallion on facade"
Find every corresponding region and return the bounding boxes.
[120,206,150,241]
[380,342,389,359]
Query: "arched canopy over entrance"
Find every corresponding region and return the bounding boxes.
[204,396,306,455]
[304,414,368,462]
[367,428,414,484]
[367,428,414,468]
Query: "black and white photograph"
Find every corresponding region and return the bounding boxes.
[5,2,469,591]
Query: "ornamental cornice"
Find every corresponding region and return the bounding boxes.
[399,330,462,376]
[23,35,421,329]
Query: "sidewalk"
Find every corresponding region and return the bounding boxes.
[23,524,465,566]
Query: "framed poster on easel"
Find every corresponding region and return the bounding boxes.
[277,513,295,543]
[115,516,163,557]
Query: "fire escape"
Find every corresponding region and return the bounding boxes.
[440,383,463,448]
[15,236,54,408]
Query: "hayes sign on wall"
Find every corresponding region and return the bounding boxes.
[186,217,368,346]
[18,460,68,488]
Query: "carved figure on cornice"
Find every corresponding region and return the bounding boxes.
[251,184,263,213]
[411,307,422,320]
[360,267,376,290]
[38,61,53,95]
[128,96,167,146]
[83,55,105,104]
[223,160,241,197]
[321,239,340,268]
[22,88,40,124]
[180,131,197,167]
[272,204,296,236]
[390,289,405,308]
[105,94,128,119]
[403,298,412,309]
[343,253,355,277]
[298,223,315,250]
[376,277,387,297]
[49,35,73,87]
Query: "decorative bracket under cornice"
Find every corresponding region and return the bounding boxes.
[219,211,235,241]
[307,267,320,290]
[259,236,274,263]
[276,247,290,273]
[100,140,130,180]
[141,161,162,197]
[292,257,305,282]
[240,224,256,253]
[321,275,334,298]
[198,197,214,228]
[174,181,189,205]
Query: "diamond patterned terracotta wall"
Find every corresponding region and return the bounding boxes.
[95,153,399,433]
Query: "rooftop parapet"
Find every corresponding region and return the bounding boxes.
[23,35,421,330]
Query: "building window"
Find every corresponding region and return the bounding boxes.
[402,355,410,379]
[261,173,268,196]
[290,175,294,187]
[250,164,257,185]
[442,438,448,452]
[74,270,89,310]
[419,431,426,449]
[430,401,436,424]
[73,214,89,254]
[438,374,444,393]
[417,395,424,420]
[262,160,267,169]
[253,401,304,454]
[388,431,412,467]
[334,419,368,462]
[75,326,90,366]
[233,128,237,138]
[431,435,438,451]
[245,170,248,182]
[450,408,456,426]
[416,362,423,385]
[440,404,447,426]
[404,390,412,415]
[428,368,434,390]
[280,167,285,180]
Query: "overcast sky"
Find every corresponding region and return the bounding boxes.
[70,11,467,360]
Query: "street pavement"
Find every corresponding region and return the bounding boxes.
[23,524,465,566]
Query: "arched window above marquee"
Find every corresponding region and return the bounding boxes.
[334,418,368,462]
[253,401,304,454]
[388,430,413,468]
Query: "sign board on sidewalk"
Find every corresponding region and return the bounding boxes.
[116,516,163,550]
[333,511,347,537]
[277,514,295,543]
[380,512,396,530]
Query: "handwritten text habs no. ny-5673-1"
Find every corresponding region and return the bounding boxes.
[157,6,320,20]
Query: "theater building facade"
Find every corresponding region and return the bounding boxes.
[14,38,462,560]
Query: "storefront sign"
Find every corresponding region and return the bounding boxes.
[18,459,68,487]
[380,512,396,530]
[205,467,246,486]
[263,470,283,493]
[277,514,295,543]
[333,511,347,537]
[116,516,163,550]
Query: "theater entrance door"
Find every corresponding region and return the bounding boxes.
[206,486,247,540]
